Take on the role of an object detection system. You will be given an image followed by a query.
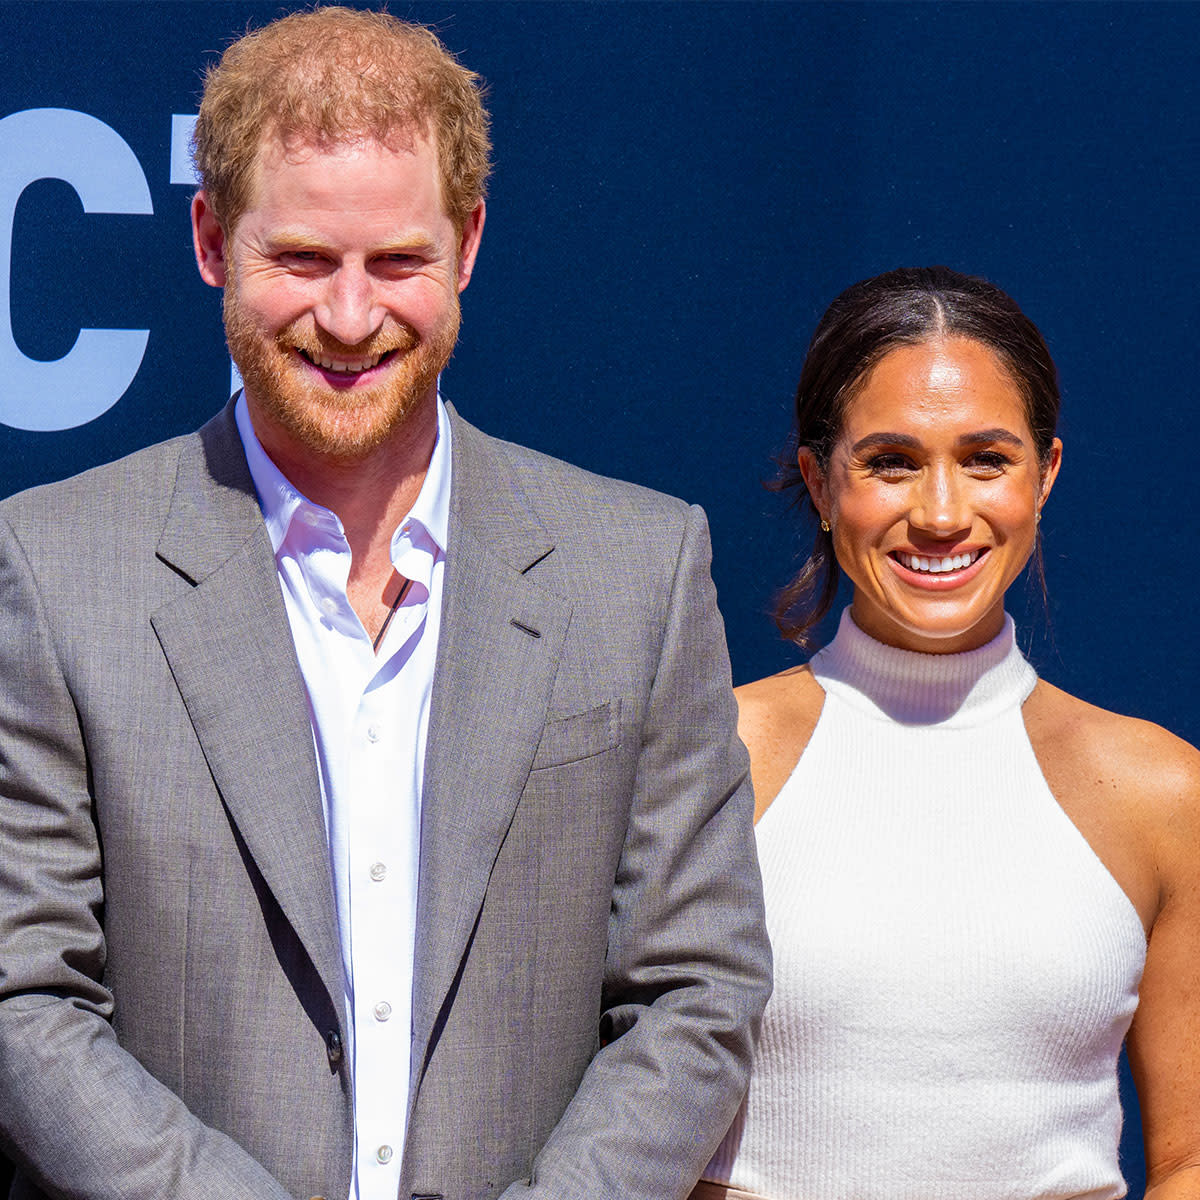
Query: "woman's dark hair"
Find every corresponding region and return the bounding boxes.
[774,266,1061,647]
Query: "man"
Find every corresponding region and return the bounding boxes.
[0,9,770,1200]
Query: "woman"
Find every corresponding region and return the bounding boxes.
[700,267,1200,1200]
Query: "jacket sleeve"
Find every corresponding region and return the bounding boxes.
[0,515,295,1200]
[503,503,773,1200]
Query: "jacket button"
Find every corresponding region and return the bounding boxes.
[325,1029,343,1066]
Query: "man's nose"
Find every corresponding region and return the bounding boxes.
[315,266,385,347]
[910,465,970,536]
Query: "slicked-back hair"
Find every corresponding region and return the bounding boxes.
[773,266,1061,647]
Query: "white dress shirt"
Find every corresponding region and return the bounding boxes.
[236,394,450,1200]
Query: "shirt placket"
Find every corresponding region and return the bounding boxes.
[347,594,425,1199]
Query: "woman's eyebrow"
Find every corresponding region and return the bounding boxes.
[848,428,1027,455]
[957,428,1025,448]
[849,432,922,454]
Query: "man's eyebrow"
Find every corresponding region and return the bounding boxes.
[261,230,324,249]
[262,231,438,253]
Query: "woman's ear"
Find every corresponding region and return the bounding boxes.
[1038,437,1063,511]
[797,446,830,526]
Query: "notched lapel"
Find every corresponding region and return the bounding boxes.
[410,413,571,1092]
[151,408,345,1027]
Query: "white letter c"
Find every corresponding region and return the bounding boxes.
[0,108,153,432]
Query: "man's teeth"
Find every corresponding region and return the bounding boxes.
[898,549,982,574]
[307,351,383,373]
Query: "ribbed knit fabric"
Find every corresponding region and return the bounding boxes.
[707,610,1146,1200]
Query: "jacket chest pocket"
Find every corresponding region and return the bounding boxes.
[530,700,619,770]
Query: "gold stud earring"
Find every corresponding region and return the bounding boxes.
[820,518,831,533]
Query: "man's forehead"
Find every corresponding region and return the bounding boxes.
[256,124,432,170]
[227,126,454,239]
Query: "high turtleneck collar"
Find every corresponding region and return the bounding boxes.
[810,608,1036,728]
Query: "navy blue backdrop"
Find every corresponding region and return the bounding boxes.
[5,2,1200,1193]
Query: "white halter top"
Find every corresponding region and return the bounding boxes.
[708,611,1146,1199]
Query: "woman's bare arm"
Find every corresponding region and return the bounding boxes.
[1126,732,1200,1199]
[734,666,824,823]
[1026,682,1200,1198]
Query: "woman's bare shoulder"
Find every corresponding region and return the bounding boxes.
[735,665,826,822]
[1025,679,1200,822]
[1036,687,1200,1178]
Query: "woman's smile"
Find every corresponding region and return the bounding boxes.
[888,546,988,587]
[798,335,1061,654]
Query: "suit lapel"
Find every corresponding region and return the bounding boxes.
[147,404,570,1082]
[150,405,345,1026]
[409,410,571,1093]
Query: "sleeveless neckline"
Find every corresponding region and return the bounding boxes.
[707,608,1145,1200]
[810,609,1037,728]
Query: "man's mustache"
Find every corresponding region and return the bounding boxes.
[279,322,419,361]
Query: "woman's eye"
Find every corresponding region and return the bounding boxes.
[966,451,1010,473]
[866,453,915,477]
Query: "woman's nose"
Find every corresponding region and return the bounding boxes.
[910,466,970,536]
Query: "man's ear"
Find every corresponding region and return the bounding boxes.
[456,199,486,293]
[797,446,831,525]
[191,191,227,287]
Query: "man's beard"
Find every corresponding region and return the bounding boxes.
[223,281,460,463]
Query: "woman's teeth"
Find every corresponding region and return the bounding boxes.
[897,549,982,574]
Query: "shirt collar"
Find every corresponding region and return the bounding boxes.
[234,391,453,559]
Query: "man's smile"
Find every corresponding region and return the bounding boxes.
[296,347,397,374]
[294,346,401,386]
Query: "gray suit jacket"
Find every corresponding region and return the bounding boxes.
[0,402,770,1200]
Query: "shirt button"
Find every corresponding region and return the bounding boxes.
[319,597,338,617]
[373,1000,392,1022]
[366,725,381,743]
[376,1145,393,1165]
[369,862,387,881]
[325,1029,343,1066]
